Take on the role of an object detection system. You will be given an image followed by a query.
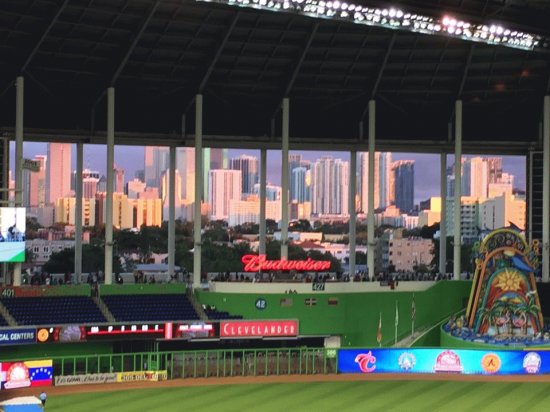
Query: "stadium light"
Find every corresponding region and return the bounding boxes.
[196,0,543,51]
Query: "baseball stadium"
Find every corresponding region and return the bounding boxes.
[2,0,550,411]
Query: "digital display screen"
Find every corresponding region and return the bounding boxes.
[0,207,26,262]
[37,326,86,343]
[85,324,168,340]
[0,360,52,389]
[338,348,550,375]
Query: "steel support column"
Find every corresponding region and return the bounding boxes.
[259,149,267,255]
[281,98,289,259]
[75,142,83,283]
[453,101,463,281]
[439,150,447,276]
[193,95,203,289]
[349,150,357,278]
[367,100,376,279]
[13,76,24,286]
[168,146,176,278]
[104,87,115,285]
[543,96,550,282]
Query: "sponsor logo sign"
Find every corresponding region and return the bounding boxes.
[241,254,331,272]
[220,320,298,338]
[116,371,167,383]
[338,348,550,375]
[55,373,117,386]
[0,328,36,346]
[481,353,501,374]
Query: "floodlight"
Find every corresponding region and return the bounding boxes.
[196,0,544,51]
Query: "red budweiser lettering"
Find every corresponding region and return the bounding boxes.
[221,320,298,338]
[241,254,331,272]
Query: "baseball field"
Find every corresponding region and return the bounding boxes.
[9,374,550,412]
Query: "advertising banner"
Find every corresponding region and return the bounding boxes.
[220,320,298,338]
[55,373,117,386]
[116,371,168,382]
[0,328,36,346]
[37,326,86,343]
[338,348,550,375]
[0,360,53,389]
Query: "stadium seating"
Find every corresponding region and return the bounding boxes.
[0,296,107,325]
[101,294,200,322]
[0,314,8,326]
[204,308,243,320]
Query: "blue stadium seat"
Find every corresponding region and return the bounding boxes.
[101,294,200,322]
[0,296,107,325]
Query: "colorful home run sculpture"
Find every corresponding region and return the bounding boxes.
[466,229,543,336]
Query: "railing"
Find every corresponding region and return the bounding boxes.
[51,347,337,379]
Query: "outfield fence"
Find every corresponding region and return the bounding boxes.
[52,347,337,381]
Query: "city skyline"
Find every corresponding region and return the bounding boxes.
[11,142,526,205]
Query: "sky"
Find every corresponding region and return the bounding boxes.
[12,142,526,204]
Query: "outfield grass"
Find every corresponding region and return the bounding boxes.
[44,380,550,412]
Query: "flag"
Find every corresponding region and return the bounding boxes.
[395,301,399,327]
[376,312,382,344]
[411,294,416,321]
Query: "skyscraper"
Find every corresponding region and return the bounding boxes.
[114,166,125,193]
[46,143,71,205]
[291,167,310,203]
[359,152,392,212]
[311,156,349,216]
[144,146,168,189]
[209,169,242,221]
[230,154,259,195]
[25,155,46,207]
[176,147,195,202]
[289,154,311,202]
[393,160,415,213]
[210,148,228,169]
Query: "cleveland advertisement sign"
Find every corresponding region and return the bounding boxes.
[220,320,298,338]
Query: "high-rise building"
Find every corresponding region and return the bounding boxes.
[114,166,125,193]
[46,143,72,205]
[24,155,47,207]
[176,147,195,202]
[55,197,96,226]
[289,154,311,202]
[160,169,182,206]
[126,178,146,199]
[252,183,282,201]
[211,148,228,169]
[311,156,349,216]
[393,160,415,213]
[144,146,168,189]
[359,152,392,212]
[291,167,310,203]
[230,154,259,195]
[209,169,242,221]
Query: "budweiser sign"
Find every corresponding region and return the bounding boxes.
[221,320,298,338]
[241,254,331,272]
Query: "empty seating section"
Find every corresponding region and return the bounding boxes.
[102,294,200,322]
[204,308,243,320]
[0,296,106,325]
[0,315,7,326]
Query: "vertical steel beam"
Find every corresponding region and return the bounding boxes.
[367,100,376,279]
[104,87,115,285]
[349,150,357,278]
[168,146,176,278]
[281,98,289,259]
[259,149,267,255]
[75,142,83,283]
[542,96,550,282]
[453,101,463,281]
[439,149,447,276]
[193,95,203,288]
[13,77,24,286]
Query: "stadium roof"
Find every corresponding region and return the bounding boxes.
[1,0,550,154]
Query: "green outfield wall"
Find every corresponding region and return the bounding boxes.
[196,280,472,347]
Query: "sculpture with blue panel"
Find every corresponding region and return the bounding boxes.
[465,228,544,339]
